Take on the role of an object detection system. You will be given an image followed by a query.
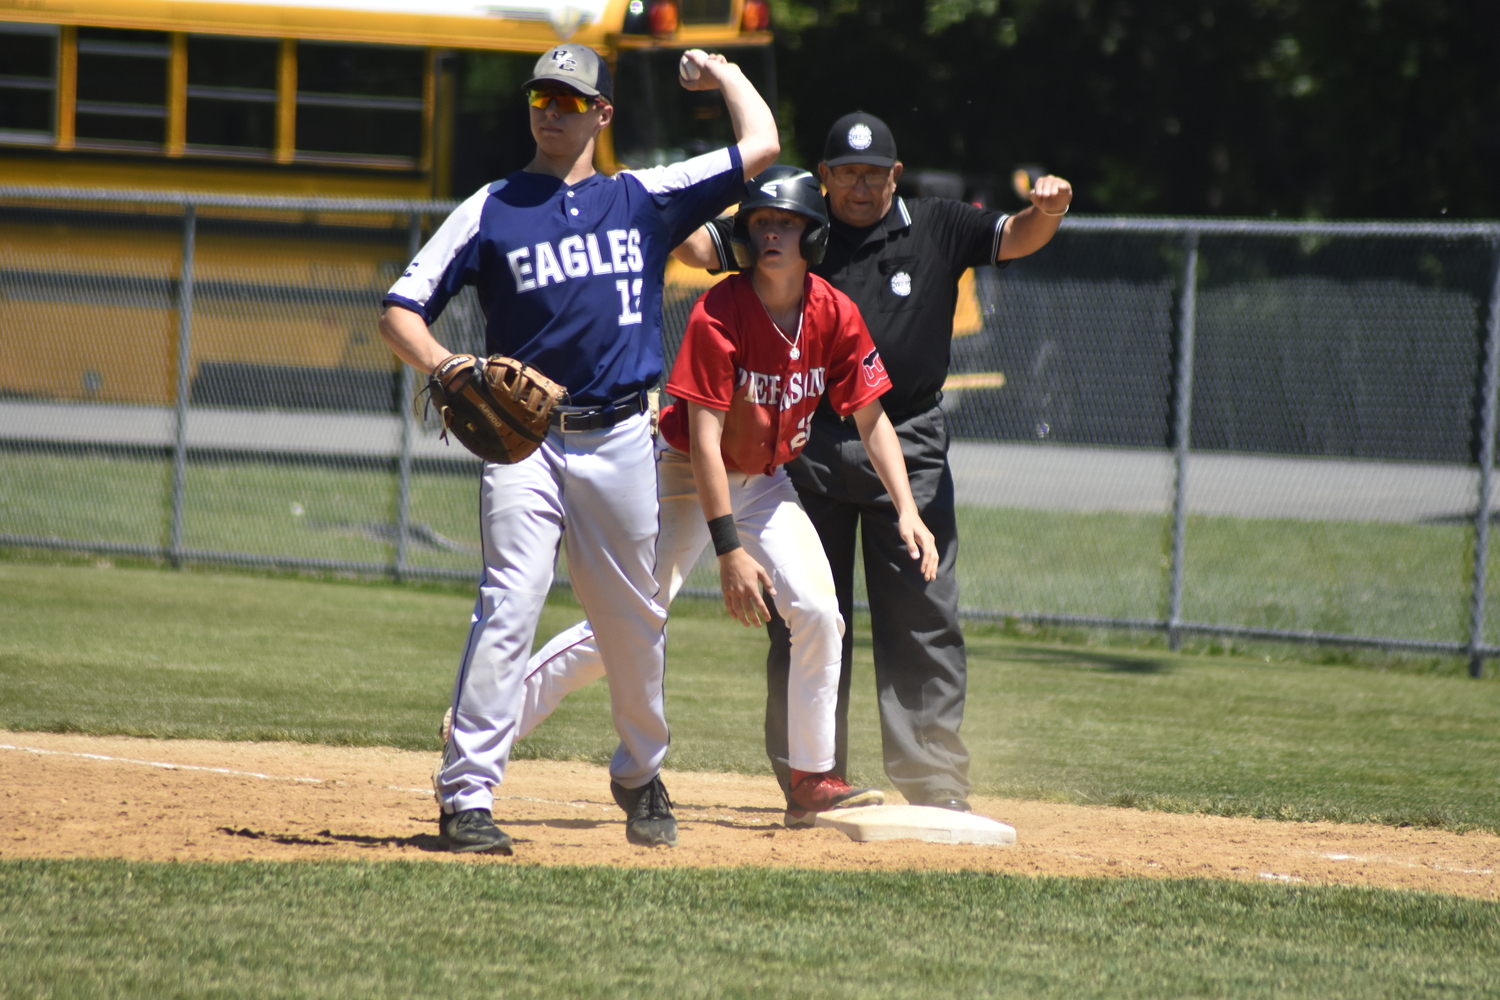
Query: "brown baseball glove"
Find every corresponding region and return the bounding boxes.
[423,354,567,464]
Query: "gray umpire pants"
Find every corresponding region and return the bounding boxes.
[765,404,970,805]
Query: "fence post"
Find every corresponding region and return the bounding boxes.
[168,203,196,569]
[1167,231,1200,651]
[1467,241,1500,678]
[392,215,423,583]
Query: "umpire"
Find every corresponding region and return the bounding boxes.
[690,112,1072,810]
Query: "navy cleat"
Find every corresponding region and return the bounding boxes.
[438,809,513,854]
[611,775,678,847]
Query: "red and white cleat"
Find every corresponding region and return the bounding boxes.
[784,771,884,828]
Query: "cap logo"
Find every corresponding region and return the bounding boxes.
[890,271,912,297]
[760,182,780,197]
[548,48,578,72]
[847,123,873,150]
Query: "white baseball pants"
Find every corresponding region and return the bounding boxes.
[437,410,668,814]
[520,446,844,774]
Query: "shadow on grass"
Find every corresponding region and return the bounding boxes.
[998,644,1173,674]
[859,619,1172,674]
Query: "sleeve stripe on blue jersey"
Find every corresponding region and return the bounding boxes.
[382,293,428,320]
[383,182,498,319]
[622,145,741,195]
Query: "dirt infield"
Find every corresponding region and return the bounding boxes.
[2,731,1495,899]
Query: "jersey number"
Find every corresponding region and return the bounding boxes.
[788,414,811,451]
[616,278,643,326]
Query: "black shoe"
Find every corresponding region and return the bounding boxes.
[917,796,971,813]
[438,809,513,854]
[611,775,678,848]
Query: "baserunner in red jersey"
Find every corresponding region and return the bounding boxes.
[441,166,939,827]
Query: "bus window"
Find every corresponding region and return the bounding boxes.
[0,22,56,143]
[186,35,278,154]
[75,27,170,148]
[295,42,425,165]
[447,51,537,195]
[680,0,733,24]
[610,45,774,168]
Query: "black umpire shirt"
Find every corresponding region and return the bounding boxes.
[813,196,1007,415]
[709,196,1008,416]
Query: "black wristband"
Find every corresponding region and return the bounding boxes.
[707,514,741,556]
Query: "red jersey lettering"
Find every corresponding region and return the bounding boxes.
[660,273,890,475]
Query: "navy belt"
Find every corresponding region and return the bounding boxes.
[550,390,648,433]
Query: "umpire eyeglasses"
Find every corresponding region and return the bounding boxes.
[825,166,896,189]
[527,89,602,114]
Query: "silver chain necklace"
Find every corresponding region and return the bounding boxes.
[758,295,804,360]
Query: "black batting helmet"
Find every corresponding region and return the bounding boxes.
[730,166,829,269]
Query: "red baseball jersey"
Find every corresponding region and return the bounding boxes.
[660,271,891,475]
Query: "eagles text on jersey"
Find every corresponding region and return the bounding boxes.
[385,147,747,405]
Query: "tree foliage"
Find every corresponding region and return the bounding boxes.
[770,0,1500,217]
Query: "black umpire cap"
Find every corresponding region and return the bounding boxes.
[524,44,613,102]
[822,112,898,168]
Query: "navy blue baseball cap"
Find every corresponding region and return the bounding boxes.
[524,44,613,101]
[823,112,898,168]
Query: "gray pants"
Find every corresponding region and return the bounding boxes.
[439,411,669,813]
[764,405,970,805]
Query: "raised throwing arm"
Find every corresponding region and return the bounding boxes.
[679,50,779,181]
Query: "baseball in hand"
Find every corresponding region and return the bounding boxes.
[679,49,707,83]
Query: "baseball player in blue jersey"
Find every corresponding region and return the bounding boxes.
[378,44,778,854]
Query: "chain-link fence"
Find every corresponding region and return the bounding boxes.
[3,189,1497,674]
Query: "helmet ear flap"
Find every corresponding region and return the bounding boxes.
[800,222,828,266]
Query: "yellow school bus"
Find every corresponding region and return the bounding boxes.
[0,0,774,406]
[0,0,774,194]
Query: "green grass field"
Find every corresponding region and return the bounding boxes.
[2,558,1496,831]
[3,861,1496,1000]
[3,557,1499,998]
[0,449,1483,644]
[0,450,480,572]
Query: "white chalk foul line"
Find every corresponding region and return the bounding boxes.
[1319,852,1493,875]
[4,745,596,810]
[2,743,323,784]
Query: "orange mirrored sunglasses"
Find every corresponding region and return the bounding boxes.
[526,89,597,114]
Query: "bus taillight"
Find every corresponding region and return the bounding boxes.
[649,0,680,37]
[741,0,770,31]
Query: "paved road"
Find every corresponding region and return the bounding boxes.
[0,399,465,463]
[2,401,1479,523]
[949,442,1477,524]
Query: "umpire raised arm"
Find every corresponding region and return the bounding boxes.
[692,112,1071,810]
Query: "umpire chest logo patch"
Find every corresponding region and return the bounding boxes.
[847,123,873,150]
[889,271,912,297]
